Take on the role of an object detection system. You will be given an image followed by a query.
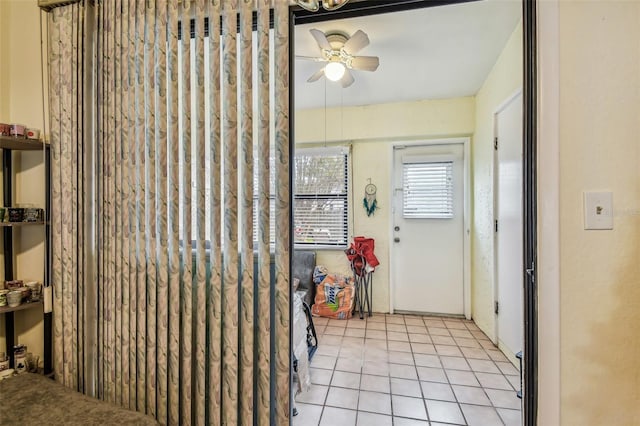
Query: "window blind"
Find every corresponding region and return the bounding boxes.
[403,161,454,219]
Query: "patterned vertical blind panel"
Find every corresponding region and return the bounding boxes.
[45,0,291,424]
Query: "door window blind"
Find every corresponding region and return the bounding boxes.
[403,161,454,219]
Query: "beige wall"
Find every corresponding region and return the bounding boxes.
[296,98,475,312]
[555,1,640,424]
[471,21,523,341]
[0,0,47,363]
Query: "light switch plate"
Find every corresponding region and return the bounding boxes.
[584,191,613,230]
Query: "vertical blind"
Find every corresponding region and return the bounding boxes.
[403,161,454,218]
[45,0,291,425]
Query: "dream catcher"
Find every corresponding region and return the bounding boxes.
[363,179,378,217]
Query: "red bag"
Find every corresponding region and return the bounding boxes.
[345,236,379,276]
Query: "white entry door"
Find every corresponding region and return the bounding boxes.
[495,93,523,359]
[392,144,465,315]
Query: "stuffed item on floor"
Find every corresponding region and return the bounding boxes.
[311,272,355,320]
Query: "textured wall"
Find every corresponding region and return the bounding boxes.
[558,1,640,424]
[471,21,523,341]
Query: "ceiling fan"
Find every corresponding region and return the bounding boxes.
[297,28,380,88]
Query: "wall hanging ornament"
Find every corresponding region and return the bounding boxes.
[363,179,378,217]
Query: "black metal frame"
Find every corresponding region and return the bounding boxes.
[289,0,539,424]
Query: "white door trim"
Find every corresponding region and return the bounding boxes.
[388,137,471,319]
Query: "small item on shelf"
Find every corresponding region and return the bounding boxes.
[26,281,41,302]
[0,289,8,307]
[6,279,23,290]
[25,129,40,140]
[7,290,22,308]
[7,207,24,222]
[18,287,31,302]
[23,208,44,222]
[0,123,10,136]
[0,352,9,371]
[13,345,27,374]
[9,124,25,137]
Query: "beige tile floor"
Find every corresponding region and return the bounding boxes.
[294,313,522,426]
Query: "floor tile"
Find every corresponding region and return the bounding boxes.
[347,320,366,329]
[326,387,359,410]
[340,346,363,358]
[475,372,513,390]
[362,360,389,377]
[467,358,500,374]
[390,377,422,397]
[325,326,346,336]
[406,325,428,334]
[460,404,503,426]
[388,341,412,353]
[389,350,415,365]
[449,329,473,339]
[331,371,361,389]
[310,368,333,386]
[496,361,520,376]
[344,328,366,338]
[454,337,481,348]
[431,335,456,345]
[404,317,424,326]
[470,330,490,340]
[335,357,362,373]
[452,384,492,406]
[389,363,418,380]
[358,390,392,415]
[460,347,490,360]
[393,418,429,426]
[319,406,357,426]
[428,326,451,336]
[413,354,441,368]
[364,348,389,362]
[409,333,432,343]
[506,374,521,390]
[386,315,405,325]
[356,411,392,426]
[367,329,387,339]
[486,349,510,362]
[365,338,387,350]
[391,395,427,420]
[296,384,329,405]
[486,388,522,409]
[416,366,448,383]
[444,320,467,330]
[446,369,480,387]
[312,355,337,370]
[320,335,344,346]
[480,340,498,350]
[424,319,446,327]
[317,344,341,357]
[367,315,386,323]
[420,381,456,402]
[411,343,437,354]
[435,344,463,357]
[497,408,523,426]
[367,322,386,331]
[425,399,466,425]
[314,317,329,326]
[388,331,410,342]
[293,403,323,426]
[440,356,471,371]
[342,337,365,348]
[387,323,407,332]
[360,374,391,393]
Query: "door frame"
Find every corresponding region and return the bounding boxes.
[492,88,523,347]
[289,1,539,424]
[388,138,471,319]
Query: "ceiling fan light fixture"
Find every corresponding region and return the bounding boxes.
[325,61,346,82]
[296,0,351,12]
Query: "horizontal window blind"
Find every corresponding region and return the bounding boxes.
[294,147,349,247]
[403,161,454,219]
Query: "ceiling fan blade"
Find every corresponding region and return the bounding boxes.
[350,56,379,72]
[296,55,328,63]
[341,68,355,88]
[307,67,325,83]
[310,29,332,52]
[321,0,349,11]
[297,0,319,12]
[343,30,369,55]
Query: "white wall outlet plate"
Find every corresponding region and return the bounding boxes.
[583,191,613,230]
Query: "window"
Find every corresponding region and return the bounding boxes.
[294,147,349,247]
[403,161,454,219]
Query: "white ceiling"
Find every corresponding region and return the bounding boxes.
[294,0,521,110]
